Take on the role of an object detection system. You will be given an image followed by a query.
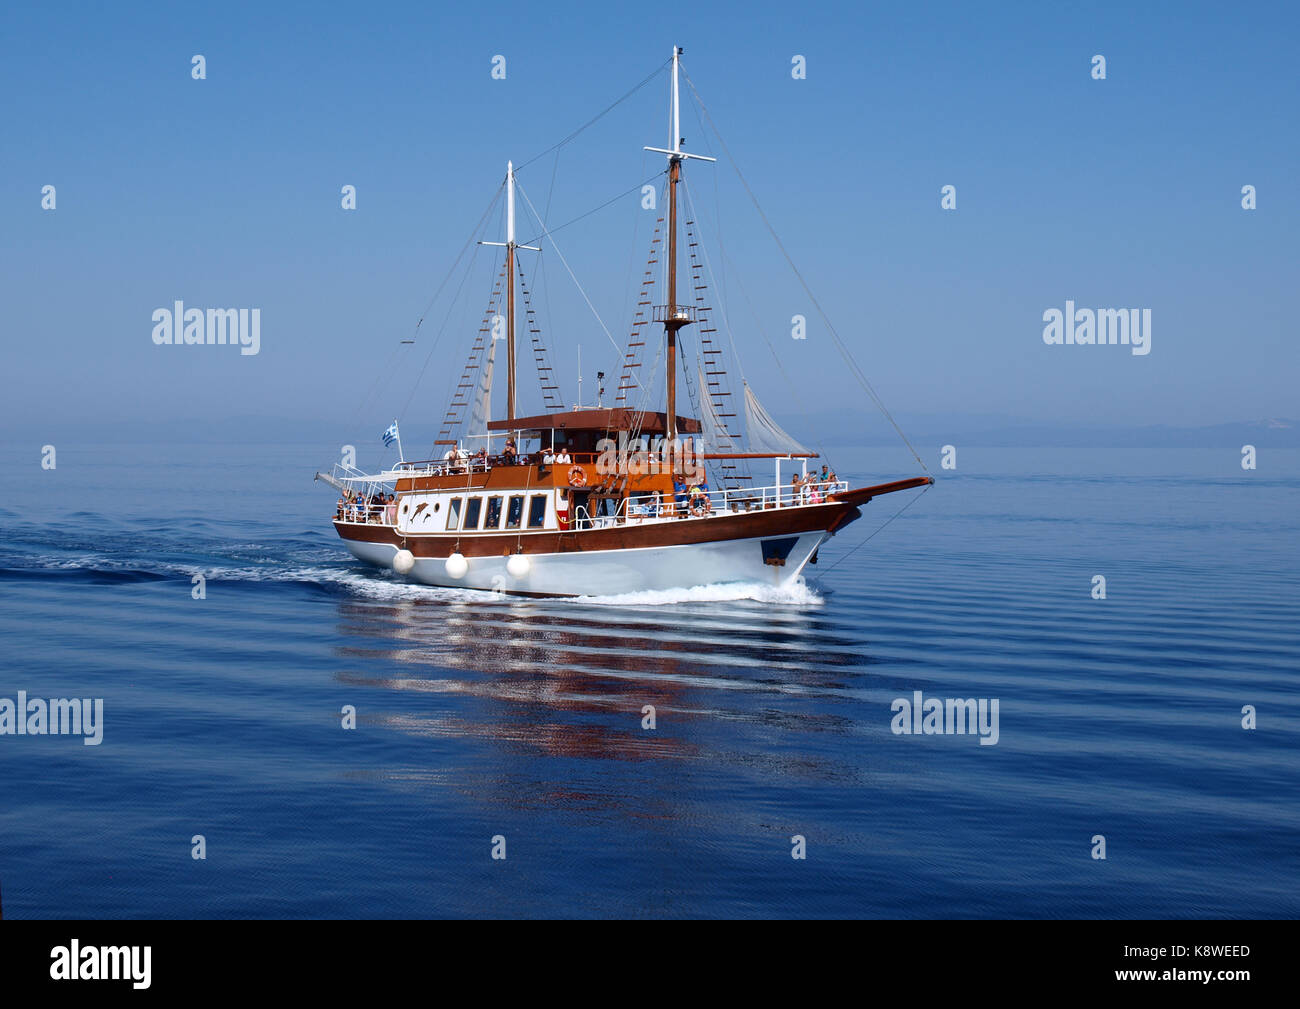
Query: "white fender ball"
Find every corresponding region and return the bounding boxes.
[506,553,531,578]
[445,552,468,579]
[392,549,415,574]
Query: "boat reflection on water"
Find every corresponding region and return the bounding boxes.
[328,588,870,772]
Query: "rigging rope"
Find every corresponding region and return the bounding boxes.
[680,96,832,470]
[680,67,929,475]
[817,483,932,576]
[519,171,665,248]
[405,235,502,443]
[515,180,624,362]
[516,59,671,172]
[349,183,504,439]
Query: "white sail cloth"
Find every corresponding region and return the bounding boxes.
[743,382,810,455]
[466,337,496,441]
[695,364,731,455]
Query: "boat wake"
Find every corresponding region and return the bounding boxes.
[573,580,824,607]
[0,544,825,607]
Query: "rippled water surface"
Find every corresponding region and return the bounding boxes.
[1,444,1297,918]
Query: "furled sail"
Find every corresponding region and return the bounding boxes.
[743,382,810,455]
[466,337,496,441]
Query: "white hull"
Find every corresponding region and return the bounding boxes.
[341,531,828,597]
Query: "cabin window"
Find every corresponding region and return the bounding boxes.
[485,496,503,529]
[505,495,525,530]
[462,497,482,530]
[446,497,463,531]
[528,494,548,528]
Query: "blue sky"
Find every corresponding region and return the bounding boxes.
[3,0,1296,454]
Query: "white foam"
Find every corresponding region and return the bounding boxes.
[24,551,825,608]
[248,564,825,607]
[201,563,506,603]
[572,579,824,607]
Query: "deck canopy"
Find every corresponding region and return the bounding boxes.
[488,409,702,435]
[488,409,702,454]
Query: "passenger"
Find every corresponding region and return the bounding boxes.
[336,495,346,520]
[542,445,555,464]
[385,494,397,524]
[503,438,517,465]
[673,479,688,515]
[554,446,571,465]
[790,473,801,505]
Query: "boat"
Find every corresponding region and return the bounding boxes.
[317,46,932,598]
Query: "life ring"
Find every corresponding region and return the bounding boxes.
[567,465,587,488]
[689,495,708,517]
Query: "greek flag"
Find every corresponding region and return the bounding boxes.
[382,422,399,448]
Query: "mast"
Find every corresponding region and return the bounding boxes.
[506,160,516,426]
[666,156,679,441]
[645,46,715,443]
[480,160,539,438]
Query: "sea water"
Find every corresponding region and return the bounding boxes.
[0,443,1296,918]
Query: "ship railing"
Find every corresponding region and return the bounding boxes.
[570,498,628,531]
[392,456,493,477]
[713,479,849,512]
[566,479,851,530]
[335,501,398,525]
[636,479,850,518]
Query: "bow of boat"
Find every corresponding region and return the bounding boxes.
[828,476,934,509]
